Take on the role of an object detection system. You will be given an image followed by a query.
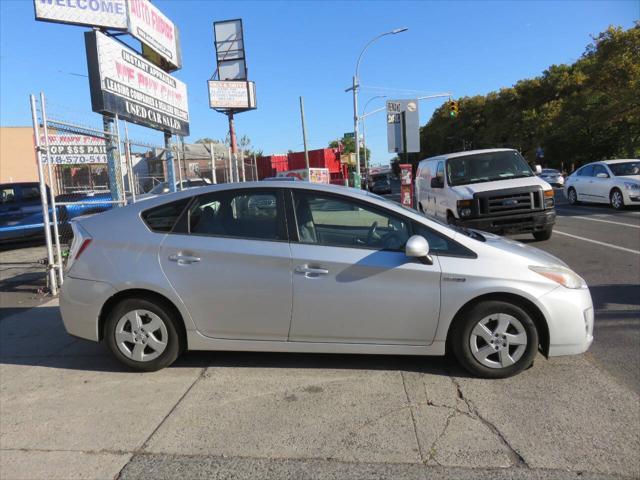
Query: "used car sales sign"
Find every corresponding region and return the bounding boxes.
[85,30,189,136]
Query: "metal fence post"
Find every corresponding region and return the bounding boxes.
[209,143,217,184]
[227,147,233,183]
[240,150,246,182]
[30,94,57,295]
[253,154,258,181]
[39,92,64,286]
[113,114,127,205]
[123,121,136,203]
[164,132,177,192]
[103,116,123,204]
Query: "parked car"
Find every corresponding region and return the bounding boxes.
[415,149,556,241]
[136,178,212,200]
[538,168,564,187]
[60,182,593,378]
[0,182,111,243]
[371,178,392,195]
[564,160,640,210]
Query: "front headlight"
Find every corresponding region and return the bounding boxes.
[529,265,587,289]
[623,182,640,191]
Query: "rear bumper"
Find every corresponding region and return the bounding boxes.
[60,276,116,341]
[453,209,556,235]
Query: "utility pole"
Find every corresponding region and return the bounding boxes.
[164,132,177,192]
[299,96,310,175]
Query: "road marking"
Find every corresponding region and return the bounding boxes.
[564,216,640,229]
[554,230,640,255]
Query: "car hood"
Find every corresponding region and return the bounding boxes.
[450,176,550,197]
[478,230,568,267]
[614,175,640,182]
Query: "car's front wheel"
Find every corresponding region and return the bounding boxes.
[610,188,624,210]
[451,300,539,378]
[533,227,553,241]
[105,297,183,372]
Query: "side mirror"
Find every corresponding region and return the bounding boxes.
[405,235,433,265]
[535,165,542,174]
[430,177,444,188]
[596,172,609,179]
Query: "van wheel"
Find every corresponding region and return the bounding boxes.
[451,300,538,378]
[446,212,456,225]
[105,297,183,372]
[533,227,552,241]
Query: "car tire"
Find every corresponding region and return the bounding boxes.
[533,227,552,241]
[567,187,579,205]
[105,297,183,372]
[610,188,624,210]
[451,300,539,379]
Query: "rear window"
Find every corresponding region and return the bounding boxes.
[142,198,190,233]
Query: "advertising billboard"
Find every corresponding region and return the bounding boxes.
[33,0,128,29]
[40,134,107,164]
[208,81,256,110]
[213,19,247,81]
[127,0,182,72]
[85,30,189,136]
[387,99,420,153]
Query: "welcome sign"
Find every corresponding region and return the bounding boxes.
[34,0,128,29]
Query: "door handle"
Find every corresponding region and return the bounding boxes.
[295,264,329,276]
[168,254,201,265]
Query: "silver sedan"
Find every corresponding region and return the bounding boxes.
[60,182,593,378]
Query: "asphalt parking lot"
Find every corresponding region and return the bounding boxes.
[0,191,638,479]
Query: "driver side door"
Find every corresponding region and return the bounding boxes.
[288,190,441,345]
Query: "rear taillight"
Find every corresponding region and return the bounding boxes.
[66,222,92,273]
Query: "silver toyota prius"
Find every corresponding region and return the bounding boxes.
[60,182,593,378]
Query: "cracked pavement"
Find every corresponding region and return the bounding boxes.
[1,300,638,479]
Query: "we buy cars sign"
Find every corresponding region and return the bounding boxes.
[40,134,107,164]
[85,30,189,136]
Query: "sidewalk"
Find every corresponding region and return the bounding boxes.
[0,301,638,479]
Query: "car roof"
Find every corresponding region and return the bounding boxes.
[419,148,516,163]
[601,159,639,164]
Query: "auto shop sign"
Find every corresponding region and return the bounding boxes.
[40,134,107,164]
[85,30,190,136]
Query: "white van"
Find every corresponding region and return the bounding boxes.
[415,149,556,241]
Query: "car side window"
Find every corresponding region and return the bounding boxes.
[592,165,608,177]
[186,190,282,241]
[142,198,191,233]
[1,187,16,204]
[577,165,594,177]
[293,191,410,251]
[21,186,40,201]
[412,222,476,257]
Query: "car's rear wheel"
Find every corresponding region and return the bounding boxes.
[567,187,579,205]
[451,300,539,378]
[105,298,183,372]
[610,188,624,210]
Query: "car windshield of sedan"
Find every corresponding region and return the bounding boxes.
[608,161,640,176]
[148,182,169,194]
[447,151,534,186]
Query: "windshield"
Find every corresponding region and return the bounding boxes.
[149,182,168,194]
[446,151,534,186]
[608,161,640,176]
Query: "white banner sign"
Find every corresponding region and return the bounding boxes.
[33,0,127,29]
[86,30,189,135]
[127,0,181,71]
[41,134,108,164]
[208,81,256,109]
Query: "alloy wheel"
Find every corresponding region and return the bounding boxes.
[469,313,528,369]
[115,309,168,362]
[611,191,623,209]
[568,189,577,204]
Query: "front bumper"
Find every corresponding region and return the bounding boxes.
[538,286,594,356]
[60,276,117,341]
[622,189,640,204]
[453,209,556,235]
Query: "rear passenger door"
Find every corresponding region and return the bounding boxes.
[157,188,293,341]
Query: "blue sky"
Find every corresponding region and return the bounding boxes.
[1,1,637,165]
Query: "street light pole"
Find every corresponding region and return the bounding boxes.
[361,95,387,172]
[350,27,407,188]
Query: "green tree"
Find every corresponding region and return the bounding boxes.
[328,135,371,163]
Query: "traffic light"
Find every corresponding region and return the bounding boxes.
[448,100,459,118]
